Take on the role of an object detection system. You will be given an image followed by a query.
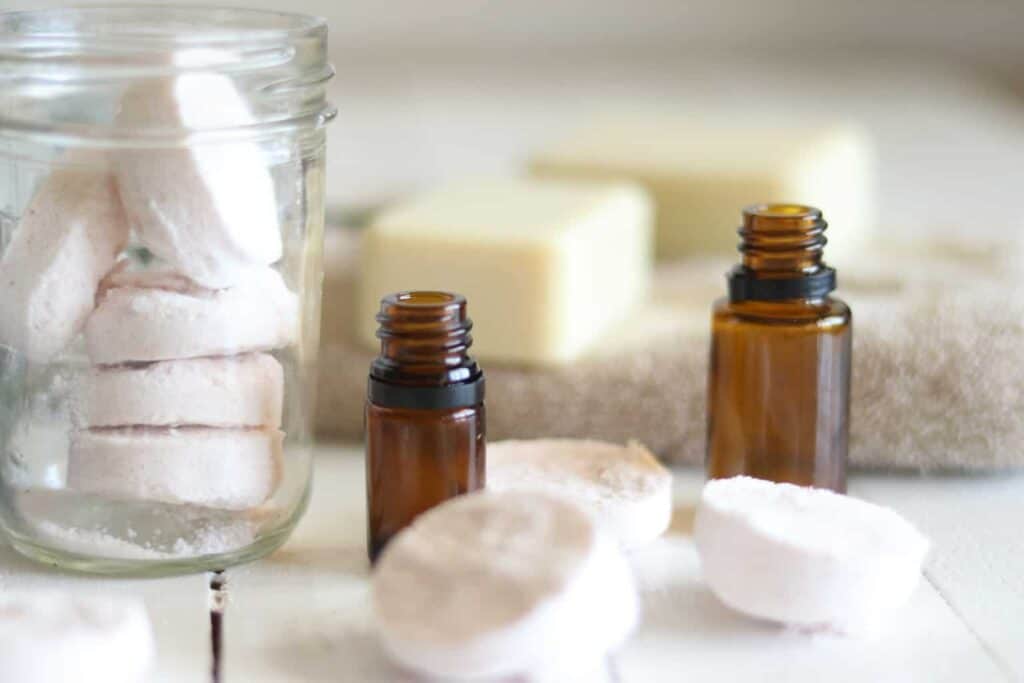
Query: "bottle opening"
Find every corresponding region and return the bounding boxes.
[393,291,461,307]
[380,291,467,326]
[747,203,820,219]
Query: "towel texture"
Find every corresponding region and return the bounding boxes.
[318,230,1024,471]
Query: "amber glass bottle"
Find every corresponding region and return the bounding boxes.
[365,291,486,561]
[706,204,851,492]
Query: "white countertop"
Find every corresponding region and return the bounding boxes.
[1,444,1020,682]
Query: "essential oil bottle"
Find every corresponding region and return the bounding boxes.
[364,291,486,561]
[705,204,852,492]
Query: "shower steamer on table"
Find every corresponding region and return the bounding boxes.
[0,157,129,363]
[75,353,283,428]
[373,491,638,680]
[84,266,297,364]
[68,427,283,509]
[530,117,875,262]
[487,439,672,550]
[694,476,930,634]
[358,178,653,365]
[0,591,153,683]
[116,71,281,288]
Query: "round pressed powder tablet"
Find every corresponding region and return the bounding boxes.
[372,491,638,680]
[486,439,673,550]
[0,156,129,364]
[84,266,298,364]
[67,427,283,510]
[694,476,930,633]
[0,591,154,683]
[75,352,283,428]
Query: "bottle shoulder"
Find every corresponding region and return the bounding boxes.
[366,402,484,423]
[712,296,851,328]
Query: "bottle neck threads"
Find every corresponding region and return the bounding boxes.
[728,203,836,302]
[368,291,484,409]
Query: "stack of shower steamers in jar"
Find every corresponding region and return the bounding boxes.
[0,67,297,514]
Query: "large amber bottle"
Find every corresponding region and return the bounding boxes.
[365,291,486,562]
[706,204,851,492]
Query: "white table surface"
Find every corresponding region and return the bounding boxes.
[1,444,1021,683]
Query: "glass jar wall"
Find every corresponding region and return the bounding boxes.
[0,7,335,574]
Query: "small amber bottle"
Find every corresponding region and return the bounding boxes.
[706,204,851,492]
[364,291,486,562]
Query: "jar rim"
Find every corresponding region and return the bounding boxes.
[0,6,327,47]
[0,6,335,147]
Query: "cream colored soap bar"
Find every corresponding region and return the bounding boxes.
[530,117,876,262]
[359,178,652,365]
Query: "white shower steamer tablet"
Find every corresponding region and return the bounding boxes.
[75,353,283,428]
[0,592,153,683]
[359,178,653,365]
[487,439,672,550]
[0,156,129,363]
[694,476,930,634]
[373,491,639,680]
[68,427,283,509]
[116,72,281,287]
[84,266,297,364]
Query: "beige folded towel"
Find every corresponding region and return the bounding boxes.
[318,230,1024,471]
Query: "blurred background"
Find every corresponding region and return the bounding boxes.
[8,0,1024,236]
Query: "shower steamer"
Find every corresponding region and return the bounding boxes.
[694,476,930,633]
[75,353,283,428]
[487,439,672,550]
[0,158,129,363]
[116,71,281,287]
[68,427,283,509]
[84,266,297,364]
[373,491,638,680]
[0,591,153,683]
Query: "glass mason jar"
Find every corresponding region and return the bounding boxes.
[0,7,335,574]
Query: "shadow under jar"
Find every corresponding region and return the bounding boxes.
[706,204,852,492]
[0,7,335,575]
[365,292,486,562]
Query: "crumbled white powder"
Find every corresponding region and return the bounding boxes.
[34,522,171,559]
[33,519,255,560]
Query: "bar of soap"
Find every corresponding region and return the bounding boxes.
[84,265,298,364]
[487,439,672,550]
[694,476,929,634]
[373,490,638,680]
[0,591,153,683]
[531,117,875,261]
[75,353,283,429]
[359,178,653,365]
[68,427,283,509]
[0,155,129,364]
